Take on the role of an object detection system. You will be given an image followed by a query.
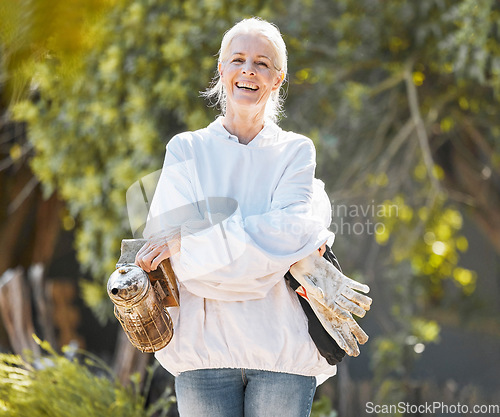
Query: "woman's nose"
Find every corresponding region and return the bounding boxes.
[241,63,255,75]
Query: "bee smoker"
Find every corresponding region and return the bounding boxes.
[107,239,179,353]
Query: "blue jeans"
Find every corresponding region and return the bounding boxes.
[175,368,316,417]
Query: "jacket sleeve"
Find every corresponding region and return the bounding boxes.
[143,134,333,301]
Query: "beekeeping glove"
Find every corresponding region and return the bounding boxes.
[289,251,372,356]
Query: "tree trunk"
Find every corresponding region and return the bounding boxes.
[113,329,151,386]
[0,268,41,356]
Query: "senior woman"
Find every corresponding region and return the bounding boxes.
[135,17,336,417]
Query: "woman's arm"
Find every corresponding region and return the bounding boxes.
[137,134,333,300]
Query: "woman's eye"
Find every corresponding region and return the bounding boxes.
[257,62,268,67]
[232,58,243,63]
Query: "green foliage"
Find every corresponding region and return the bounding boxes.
[375,192,476,301]
[0,336,175,416]
[0,0,115,106]
[276,0,500,206]
[310,395,337,417]
[272,1,497,404]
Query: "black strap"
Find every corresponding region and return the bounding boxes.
[285,246,346,366]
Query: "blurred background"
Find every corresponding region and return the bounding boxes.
[1,0,499,416]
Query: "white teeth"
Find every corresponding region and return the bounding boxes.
[236,82,258,90]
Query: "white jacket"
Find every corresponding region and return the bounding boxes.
[146,117,336,383]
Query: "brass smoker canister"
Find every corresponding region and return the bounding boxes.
[107,264,173,353]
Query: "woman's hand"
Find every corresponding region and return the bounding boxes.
[290,241,327,268]
[135,232,181,272]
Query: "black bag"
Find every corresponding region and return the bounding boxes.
[285,245,346,366]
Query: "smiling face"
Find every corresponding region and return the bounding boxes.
[219,33,283,117]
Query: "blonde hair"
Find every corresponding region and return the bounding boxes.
[202,17,288,123]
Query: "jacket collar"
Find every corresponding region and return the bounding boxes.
[207,116,281,147]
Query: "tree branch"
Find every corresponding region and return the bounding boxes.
[376,117,415,175]
[404,60,442,192]
[8,175,39,214]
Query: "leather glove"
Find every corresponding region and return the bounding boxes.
[289,251,372,357]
